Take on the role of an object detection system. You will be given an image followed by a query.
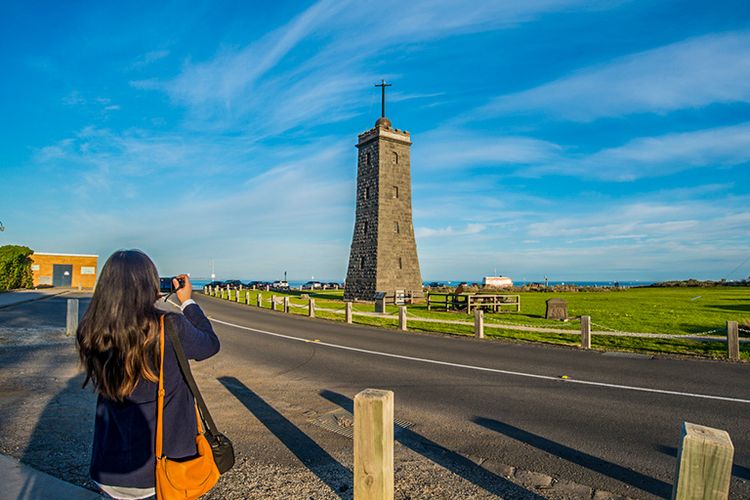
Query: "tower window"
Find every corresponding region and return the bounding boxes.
[362,221,368,235]
[360,256,365,269]
[365,152,371,166]
[392,186,399,199]
[393,152,399,165]
[394,221,400,234]
[363,186,370,200]
[398,257,403,269]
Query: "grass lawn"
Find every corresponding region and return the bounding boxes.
[207,286,750,360]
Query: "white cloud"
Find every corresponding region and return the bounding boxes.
[479,31,750,121]
[526,122,750,180]
[416,223,486,238]
[414,128,562,171]
[133,0,613,134]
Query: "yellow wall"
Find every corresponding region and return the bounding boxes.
[30,253,98,289]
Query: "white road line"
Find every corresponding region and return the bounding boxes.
[208,316,750,405]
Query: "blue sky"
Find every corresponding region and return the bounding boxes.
[1,0,749,282]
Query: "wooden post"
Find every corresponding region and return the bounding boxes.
[309,298,315,318]
[271,295,277,311]
[236,290,241,303]
[246,291,251,305]
[672,421,734,500]
[354,389,394,500]
[345,301,353,324]
[474,308,484,339]
[727,321,739,361]
[257,293,262,308]
[581,315,592,349]
[66,299,79,337]
[398,306,407,331]
[283,296,290,313]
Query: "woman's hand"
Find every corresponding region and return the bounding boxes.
[173,274,193,304]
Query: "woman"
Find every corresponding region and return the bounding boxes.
[77,250,220,499]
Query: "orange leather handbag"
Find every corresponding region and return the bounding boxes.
[155,316,220,500]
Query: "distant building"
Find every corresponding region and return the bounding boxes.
[482,276,513,289]
[30,252,98,289]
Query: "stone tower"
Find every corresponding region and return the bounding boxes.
[344,91,422,300]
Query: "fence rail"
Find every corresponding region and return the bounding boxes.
[203,286,747,359]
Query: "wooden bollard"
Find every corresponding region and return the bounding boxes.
[66,299,79,337]
[309,298,315,318]
[672,422,734,500]
[474,309,484,339]
[345,301,353,324]
[283,296,290,313]
[257,293,262,308]
[245,291,251,305]
[581,315,592,349]
[236,290,241,303]
[271,295,277,311]
[354,389,394,500]
[398,306,407,331]
[727,321,739,361]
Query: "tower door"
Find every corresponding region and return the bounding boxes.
[52,264,73,287]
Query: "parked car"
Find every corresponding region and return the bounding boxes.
[272,280,289,289]
[206,281,223,288]
[324,282,340,290]
[302,281,322,290]
[223,280,243,289]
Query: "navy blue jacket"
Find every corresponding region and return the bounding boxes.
[89,303,220,488]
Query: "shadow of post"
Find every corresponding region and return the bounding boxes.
[475,417,672,498]
[319,389,542,499]
[217,376,352,499]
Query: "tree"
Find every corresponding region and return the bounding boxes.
[0,245,34,290]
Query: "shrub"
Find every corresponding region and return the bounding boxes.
[0,245,34,290]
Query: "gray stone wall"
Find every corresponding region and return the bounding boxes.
[344,122,423,300]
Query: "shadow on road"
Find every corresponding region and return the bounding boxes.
[20,373,98,496]
[475,416,672,498]
[656,444,750,481]
[319,389,542,499]
[218,376,352,499]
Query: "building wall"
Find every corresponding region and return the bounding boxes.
[344,122,423,300]
[30,253,98,289]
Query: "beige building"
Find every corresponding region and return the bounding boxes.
[30,252,98,289]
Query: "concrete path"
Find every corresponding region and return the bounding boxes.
[0,454,101,499]
[0,289,69,310]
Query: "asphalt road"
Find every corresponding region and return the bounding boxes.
[192,293,750,499]
[2,292,749,498]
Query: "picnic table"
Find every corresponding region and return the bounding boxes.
[427,293,520,314]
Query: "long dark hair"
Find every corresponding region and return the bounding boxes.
[77,249,161,401]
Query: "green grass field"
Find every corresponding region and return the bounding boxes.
[208,286,750,360]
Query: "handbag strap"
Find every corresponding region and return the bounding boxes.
[156,315,166,459]
[164,317,221,436]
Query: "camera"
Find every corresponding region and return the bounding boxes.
[159,277,185,294]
